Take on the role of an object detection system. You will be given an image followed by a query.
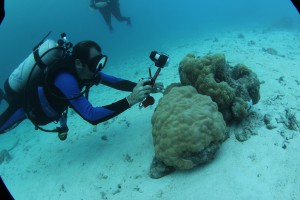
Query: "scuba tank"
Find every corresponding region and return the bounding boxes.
[7,32,67,93]
[6,32,73,141]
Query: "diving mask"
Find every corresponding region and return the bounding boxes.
[87,54,107,74]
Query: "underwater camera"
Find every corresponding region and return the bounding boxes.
[143,51,169,87]
[149,51,169,68]
[139,51,170,108]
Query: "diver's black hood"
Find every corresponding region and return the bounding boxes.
[45,56,85,91]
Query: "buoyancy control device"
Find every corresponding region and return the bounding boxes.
[7,32,73,140]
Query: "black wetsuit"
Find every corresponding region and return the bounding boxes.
[0,57,136,134]
[91,0,131,30]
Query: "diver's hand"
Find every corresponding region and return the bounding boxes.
[151,82,164,93]
[89,1,96,10]
[126,79,152,107]
[95,1,109,8]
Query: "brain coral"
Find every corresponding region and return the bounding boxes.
[150,86,226,177]
[178,53,260,122]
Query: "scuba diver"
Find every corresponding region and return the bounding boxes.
[89,0,131,31]
[0,34,164,140]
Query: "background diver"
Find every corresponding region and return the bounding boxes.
[89,0,131,31]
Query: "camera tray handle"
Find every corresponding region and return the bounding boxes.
[150,67,161,85]
[139,67,162,108]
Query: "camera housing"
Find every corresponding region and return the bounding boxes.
[149,51,169,68]
[140,50,169,108]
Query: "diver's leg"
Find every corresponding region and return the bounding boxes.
[99,8,113,31]
[0,105,26,134]
[0,79,27,134]
[0,88,4,104]
[110,1,131,25]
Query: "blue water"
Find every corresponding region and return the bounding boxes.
[0,1,300,199]
[0,0,299,83]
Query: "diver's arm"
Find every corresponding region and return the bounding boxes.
[98,72,137,92]
[69,96,130,125]
[54,72,130,125]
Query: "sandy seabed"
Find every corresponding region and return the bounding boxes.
[1,28,300,200]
